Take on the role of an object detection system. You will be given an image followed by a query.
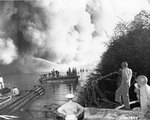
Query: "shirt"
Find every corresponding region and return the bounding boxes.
[0,77,3,83]
[58,101,84,115]
[12,88,19,96]
[140,84,150,113]
[134,83,140,95]
[122,68,132,86]
[0,77,4,89]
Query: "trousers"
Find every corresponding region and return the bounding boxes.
[115,85,130,109]
[65,114,77,120]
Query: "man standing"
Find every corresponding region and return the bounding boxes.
[57,94,84,120]
[0,75,4,90]
[117,69,122,88]
[12,86,19,96]
[115,62,132,109]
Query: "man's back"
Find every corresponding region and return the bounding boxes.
[122,67,132,86]
[139,84,150,113]
[0,77,3,83]
[0,77,4,89]
[12,88,19,96]
[58,101,84,115]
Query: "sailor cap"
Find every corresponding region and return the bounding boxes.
[66,94,75,98]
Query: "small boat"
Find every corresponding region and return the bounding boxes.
[39,75,79,83]
[39,67,79,83]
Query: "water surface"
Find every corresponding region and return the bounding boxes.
[3,73,78,120]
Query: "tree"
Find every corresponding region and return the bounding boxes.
[97,10,150,82]
[77,10,150,107]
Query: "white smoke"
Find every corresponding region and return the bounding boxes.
[43,0,150,69]
[24,26,46,47]
[0,37,17,64]
[43,0,98,68]
[0,0,150,73]
[34,0,150,69]
[92,0,150,36]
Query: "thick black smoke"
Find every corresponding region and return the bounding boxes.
[0,0,60,73]
[1,1,48,55]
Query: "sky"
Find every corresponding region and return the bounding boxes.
[0,0,150,74]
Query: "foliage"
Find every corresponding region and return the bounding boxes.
[77,10,150,108]
[77,73,117,108]
[97,10,150,82]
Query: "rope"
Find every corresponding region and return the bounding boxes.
[0,115,19,119]
[0,96,12,106]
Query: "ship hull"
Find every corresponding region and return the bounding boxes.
[39,76,79,83]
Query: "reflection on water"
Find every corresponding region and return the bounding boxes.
[33,81,78,106]
[2,73,78,120]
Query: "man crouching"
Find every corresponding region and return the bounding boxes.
[135,75,150,114]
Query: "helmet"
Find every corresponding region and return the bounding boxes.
[136,75,148,86]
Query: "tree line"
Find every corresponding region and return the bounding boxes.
[97,10,150,83]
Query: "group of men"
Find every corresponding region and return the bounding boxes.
[115,62,150,114]
[57,62,150,120]
[66,67,77,77]
[40,69,60,79]
[51,69,60,77]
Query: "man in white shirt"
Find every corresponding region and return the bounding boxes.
[57,94,84,120]
[136,75,150,114]
[12,86,19,96]
[0,75,5,89]
[115,62,132,109]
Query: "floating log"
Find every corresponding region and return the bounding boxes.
[8,89,44,115]
[0,85,42,110]
[0,86,41,112]
[0,85,45,115]
[0,91,30,111]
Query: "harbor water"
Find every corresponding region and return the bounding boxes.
[3,73,79,120]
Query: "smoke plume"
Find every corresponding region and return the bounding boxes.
[0,37,17,64]
[0,0,53,73]
[0,0,149,74]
